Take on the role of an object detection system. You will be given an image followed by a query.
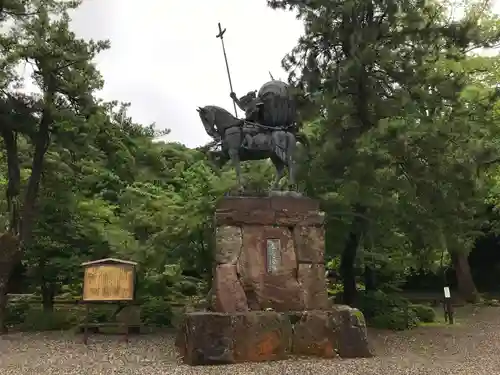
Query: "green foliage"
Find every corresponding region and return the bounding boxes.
[357,291,419,330]
[410,304,436,323]
[21,309,77,331]
[265,0,500,306]
[87,305,116,324]
[5,301,30,326]
[370,308,419,331]
[140,298,174,327]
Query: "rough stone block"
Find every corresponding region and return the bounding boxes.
[177,311,293,365]
[329,305,373,358]
[291,311,337,358]
[293,226,325,263]
[256,271,305,311]
[298,263,329,309]
[215,196,323,227]
[232,311,292,362]
[212,195,328,313]
[269,196,320,212]
[215,226,242,264]
[237,226,267,282]
[275,210,325,226]
[215,209,276,226]
[213,264,248,312]
[217,196,272,212]
[176,308,372,365]
[176,312,235,365]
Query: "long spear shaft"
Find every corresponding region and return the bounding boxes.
[216,22,238,116]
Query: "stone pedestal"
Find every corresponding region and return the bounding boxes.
[176,306,372,365]
[176,195,372,365]
[212,195,328,312]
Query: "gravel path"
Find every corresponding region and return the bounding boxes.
[1,306,500,375]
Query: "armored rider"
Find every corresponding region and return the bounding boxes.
[230,91,263,149]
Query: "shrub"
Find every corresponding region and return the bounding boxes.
[140,298,173,327]
[357,290,419,330]
[370,307,419,330]
[21,309,77,331]
[357,290,409,318]
[5,301,31,326]
[177,280,198,296]
[87,305,116,323]
[411,304,436,323]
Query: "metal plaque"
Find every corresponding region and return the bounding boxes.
[266,239,281,273]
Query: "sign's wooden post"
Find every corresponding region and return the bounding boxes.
[443,286,454,324]
[81,258,138,344]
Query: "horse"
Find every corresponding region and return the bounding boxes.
[197,105,308,191]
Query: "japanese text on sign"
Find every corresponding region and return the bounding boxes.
[83,264,134,301]
[266,239,281,273]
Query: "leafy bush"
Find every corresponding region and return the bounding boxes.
[87,305,116,323]
[370,307,419,330]
[411,304,436,323]
[357,291,419,330]
[177,279,199,296]
[140,298,174,327]
[357,290,409,318]
[5,301,31,326]
[21,309,77,331]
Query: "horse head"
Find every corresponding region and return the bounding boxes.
[197,105,239,140]
[197,106,219,140]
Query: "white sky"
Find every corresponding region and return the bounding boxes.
[69,0,303,147]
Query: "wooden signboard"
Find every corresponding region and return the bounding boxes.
[82,258,137,302]
[80,258,138,345]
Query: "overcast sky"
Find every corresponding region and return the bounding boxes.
[63,1,500,148]
[69,0,303,147]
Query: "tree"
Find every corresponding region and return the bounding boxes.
[268,0,500,304]
[0,0,109,330]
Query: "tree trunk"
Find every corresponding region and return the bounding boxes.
[0,80,54,333]
[340,205,367,305]
[364,265,376,291]
[0,233,21,332]
[450,250,479,303]
[41,283,55,312]
[340,235,358,305]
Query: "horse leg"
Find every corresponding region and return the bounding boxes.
[228,147,243,191]
[286,133,297,190]
[271,131,296,190]
[270,154,285,191]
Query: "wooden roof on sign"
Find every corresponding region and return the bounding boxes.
[81,258,137,267]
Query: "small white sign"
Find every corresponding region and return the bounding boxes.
[443,287,451,299]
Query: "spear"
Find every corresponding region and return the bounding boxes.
[216,22,238,116]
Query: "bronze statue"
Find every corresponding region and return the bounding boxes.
[197,79,308,192]
[229,91,262,149]
[202,23,308,192]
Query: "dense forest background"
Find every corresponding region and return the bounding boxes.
[2,0,500,331]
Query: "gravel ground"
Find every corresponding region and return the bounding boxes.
[1,306,500,375]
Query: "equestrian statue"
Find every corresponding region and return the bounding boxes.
[197,78,308,191]
[197,23,308,192]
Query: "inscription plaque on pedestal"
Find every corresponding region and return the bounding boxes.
[266,239,281,273]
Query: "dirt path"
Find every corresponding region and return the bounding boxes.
[1,306,500,375]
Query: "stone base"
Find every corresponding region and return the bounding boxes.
[176,305,372,366]
[213,195,329,313]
